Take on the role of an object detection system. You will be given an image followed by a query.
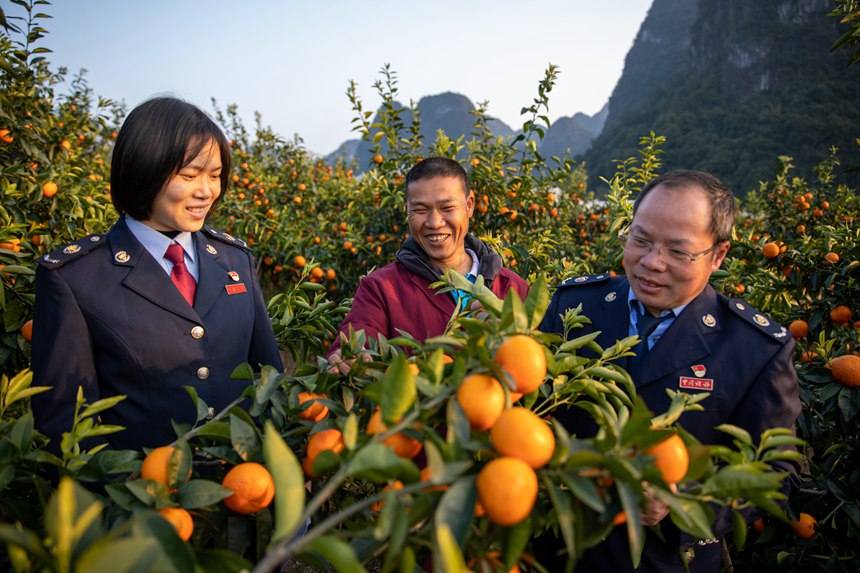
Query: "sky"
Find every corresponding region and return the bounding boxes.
[35,1,653,156]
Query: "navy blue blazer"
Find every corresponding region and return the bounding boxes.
[30,218,282,452]
[538,275,801,572]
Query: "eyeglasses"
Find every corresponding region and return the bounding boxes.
[619,233,721,264]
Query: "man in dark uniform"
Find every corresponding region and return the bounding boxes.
[30,97,282,453]
[539,170,801,572]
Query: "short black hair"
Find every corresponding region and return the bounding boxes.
[404,157,468,197]
[635,170,735,243]
[110,97,231,220]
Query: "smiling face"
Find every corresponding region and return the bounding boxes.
[142,139,222,232]
[624,184,730,315]
[406,175,475,274]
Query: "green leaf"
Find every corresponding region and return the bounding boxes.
[501,516,532,570]
[434,524,468,573]
[229,412,261,461]
[701,466,786,498]
[501,287,528,333]
[347,443,419,483]
[714,424,752,447]
[195,549,254,573]
[732,510,748,549]
[230,362,255,381]
[79,394,126,420]
[617,480,644,568]
[435,475,476,544]
[524,274,550,330]
[177,479,233,509]
[263,421,306,542]
[307,534,368,573]
[255,364,281,406]
[380,354,416,425]
[74,537,160,573]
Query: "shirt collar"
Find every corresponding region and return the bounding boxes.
[125,215,196,262]
[626,288,689,318]
[465,248,479,278]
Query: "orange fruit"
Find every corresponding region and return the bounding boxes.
[343,241,353,250]
[293,255,306,268]
[297,392,329,422]
[42,181,58,197]
[298,183,307,191]
[222,462,275,514]
[372,154,384,164]
[824,252,839,265]
[493,335,547,394]
[829,355,860,387]
[753,517,765,533]
[310,266,324,280]
[419,467,448,492]
[21,319,33,342]
[408,363,420,376]
[490,408,555,469]
[457,374,506,430]
[370,480,404,511]
[141,445,190,487]
[307,428,345,464]
[0,128,13,143]
[325,268,336,280]
[470,157,480,167]
[830,305,853,326]
[366,409,423,459]
[761,242,780,259]
[613,511,627,526]
[476,457,538,526]
[791,512,816,539]
[158,507,193,541]
[646,434,689,485]
[788,320,809,340]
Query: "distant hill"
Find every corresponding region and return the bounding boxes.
[583,0,860,195]
[327,92,605,171]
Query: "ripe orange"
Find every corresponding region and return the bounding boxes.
[310,266,324,280]
[646,434,689,485]
[372,154,384,164]
[457,374,505,430]
[762,242,780,259]
[788,320,809,340]
[21,319,33,342]
[490,408,555,469]
[42,181,58,197]
[0,129,13,143]
[325,268,336,280]
[298,183,307,191]
[476,457,538,526]
[753,517,765,533]
[297,392,329,422]
[159,507,193,541]
[613,511,627,526]
[367,409,423,459]
[141,446,191,487]
[830,305,853,326]
[790,512,816,539]
[222,462,275,514]
[293,255,306,268]
[307,428,345,465]
[823,252,839,265]
[829,355,860,387]
[493,335,547,394]
[343,241,353,250]
[470,157,480,167]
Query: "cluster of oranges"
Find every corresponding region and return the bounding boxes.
[140,445,275,542]
[453,335,554,527]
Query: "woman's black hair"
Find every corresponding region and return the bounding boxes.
[110,97,231,219]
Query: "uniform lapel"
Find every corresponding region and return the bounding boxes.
[193,233,232,319]
[633,285,721,388]
[110,219,199,322]
[596,279,634,367]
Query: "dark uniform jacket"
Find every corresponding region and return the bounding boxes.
[538,275,801,572]
[328,234,529,353]
[31,218,282,452]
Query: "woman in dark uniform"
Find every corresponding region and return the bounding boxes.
[31,97,282,453]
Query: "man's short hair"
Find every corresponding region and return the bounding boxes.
[404,157,469,197]
[110,97,232,220]
[634,170,735,243]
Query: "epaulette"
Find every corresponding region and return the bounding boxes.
[558,273,613,288]
[202,226,250,251]
[38,234,107,269]
[727,298,791,343]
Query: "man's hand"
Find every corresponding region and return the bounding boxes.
[326,348,370,376]
[640,483,677,526]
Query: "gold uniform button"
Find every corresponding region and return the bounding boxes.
[191,326,205,339]
[196,367,210,380]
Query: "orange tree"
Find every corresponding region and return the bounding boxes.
[0,275,799,572]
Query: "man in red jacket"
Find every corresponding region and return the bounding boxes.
[327,157,528,372]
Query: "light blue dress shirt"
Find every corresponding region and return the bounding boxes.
[627,289,691,350]
[125,215,200,282]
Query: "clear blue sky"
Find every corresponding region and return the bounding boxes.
[37,1,652,155]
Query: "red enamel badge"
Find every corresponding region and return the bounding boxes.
[225,283,247,295]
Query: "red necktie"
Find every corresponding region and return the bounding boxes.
[164,243,197,306]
